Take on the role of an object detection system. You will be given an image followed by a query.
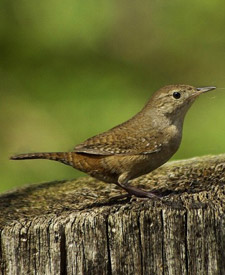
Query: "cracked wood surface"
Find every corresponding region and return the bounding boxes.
[0,154,225,274]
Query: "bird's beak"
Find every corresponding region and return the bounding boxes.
[191,86,216,99]
[196,86,216,93]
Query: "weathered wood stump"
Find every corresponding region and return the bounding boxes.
[0,155,225,275]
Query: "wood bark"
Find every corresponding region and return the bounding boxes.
[0,154,225,275]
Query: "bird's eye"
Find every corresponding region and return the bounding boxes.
[173,92,181,99]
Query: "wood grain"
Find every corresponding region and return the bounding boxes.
[1,154,225,274]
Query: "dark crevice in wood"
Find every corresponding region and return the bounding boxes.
[26,221,32,273]
[216,217,225,275]
[106,216,112,275]
[46,219,52,273]
[137,213,143,275]
[184,211,189,274]
[33,228,37,274]
[82,216,87,275]
[0,230,5,275]
[160,209,165,275]
[60,226,67,275]
[38,227,41,272]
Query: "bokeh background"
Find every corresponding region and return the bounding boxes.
[1,0,225,192]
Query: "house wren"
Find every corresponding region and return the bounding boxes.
[11,85,216,198]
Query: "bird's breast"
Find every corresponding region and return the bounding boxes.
[165,124,182,152]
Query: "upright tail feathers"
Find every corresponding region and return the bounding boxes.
[10,152,73,166]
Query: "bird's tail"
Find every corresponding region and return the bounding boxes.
[10,152,73,166]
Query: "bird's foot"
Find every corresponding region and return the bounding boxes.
[120,184,162,200]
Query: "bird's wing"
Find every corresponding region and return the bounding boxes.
[74,127,162,156]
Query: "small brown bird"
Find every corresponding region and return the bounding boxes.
[11,85,216,198]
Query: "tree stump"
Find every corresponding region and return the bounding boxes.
[0,155,225,275]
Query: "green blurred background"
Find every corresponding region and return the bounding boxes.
[1,0,225,192]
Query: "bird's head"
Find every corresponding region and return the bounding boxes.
[148,84,216,121]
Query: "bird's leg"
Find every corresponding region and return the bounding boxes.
[117,177,160,199]
[109,183,162,202]
[109,174,161,201]
[120,184,161,199]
